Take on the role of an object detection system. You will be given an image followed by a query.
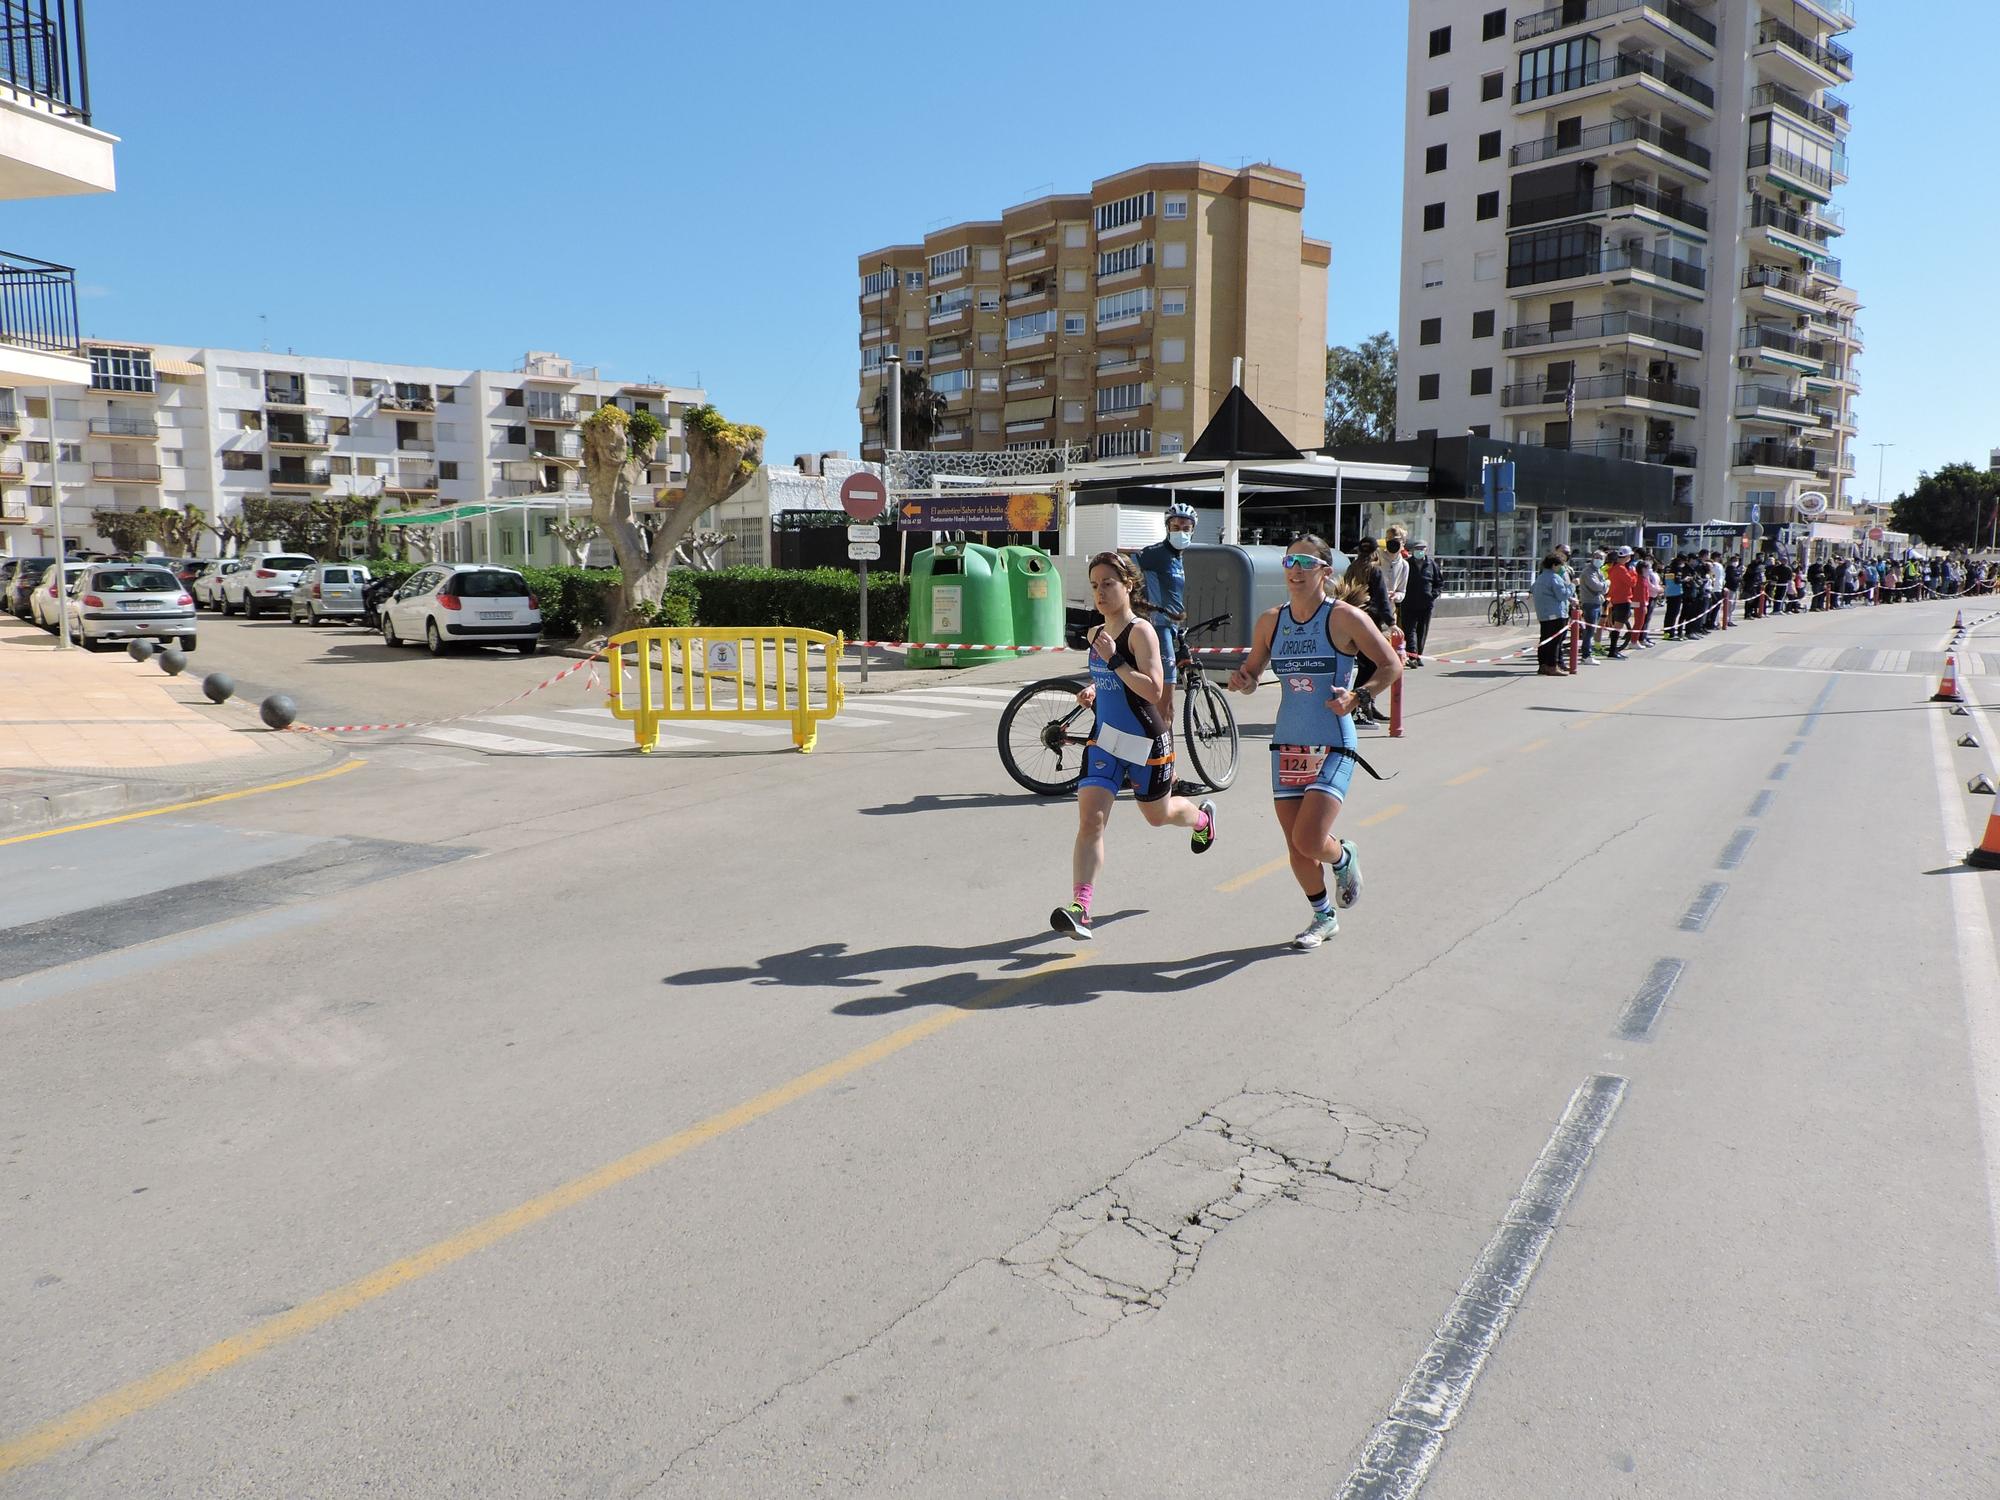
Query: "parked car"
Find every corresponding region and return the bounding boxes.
[220,553,318,617]
[59,561,197,652]
[5,556,57,618]
[163,557,205,590]
[380,564,541,656]
[192,559,245,609]
[27,561,94,632]
[0,560,20,606]
[289,562,371,625]
[360,574,399,629]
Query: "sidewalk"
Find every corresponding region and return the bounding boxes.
[0,629,348,834]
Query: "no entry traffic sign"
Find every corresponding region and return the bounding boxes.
[840,471,887,522]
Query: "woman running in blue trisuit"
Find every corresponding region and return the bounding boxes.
[1050,552,1216,940]
[1228,535,1402,949]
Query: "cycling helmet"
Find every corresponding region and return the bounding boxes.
[1164,501,1198,525]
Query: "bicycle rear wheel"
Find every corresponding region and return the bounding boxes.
[997,676,1091,796]
[1488,596,1507,627]
[1180,676,1239,792]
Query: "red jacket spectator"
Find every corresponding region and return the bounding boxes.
[1606,559,1639,605]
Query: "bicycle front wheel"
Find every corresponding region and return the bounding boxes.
[997,676,1091,796]
[1180,676,1240,792]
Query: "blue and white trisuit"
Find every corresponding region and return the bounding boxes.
[1269,598,1362,802]
[1078,621,1174,803]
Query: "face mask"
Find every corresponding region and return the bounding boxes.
[1167,530,1190,550]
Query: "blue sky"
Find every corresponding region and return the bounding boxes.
[25,1,1988,502]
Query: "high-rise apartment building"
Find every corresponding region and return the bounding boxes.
[1397,0,1860,533]
[857,162,1329,464]
[1,344,701,565]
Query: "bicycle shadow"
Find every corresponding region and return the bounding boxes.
[859,790,1067,816]
[661,911,1146,990]
[829,942,1292,1018]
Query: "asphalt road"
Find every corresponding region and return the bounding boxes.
[3,597,1998,1498]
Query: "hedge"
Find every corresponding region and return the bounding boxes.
[681,567,908,641]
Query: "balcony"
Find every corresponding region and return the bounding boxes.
[0,250,82,370]
[388,465,438,493]
[378,390,436,413]
[1,490,25,523]
[89,415,160,440]
[1004,375,1046,394]
[1516,0,1717,49]
[1734,384,1816,422]
[1005,244,1049,268]
[1504,309,1703,353]
[1754,18,1853,83]
[1555,437,1698,467]
[1749,80,1847,137]
[0,454,23,477]
[1500,371,1700,410]
[530,439,582,463]
[1513,50,1714,111]
[1748,197,1840,250]
[1742,264,1827,308]
[1731,440,1816,472]
[1738,325,1825,370]
[267,421,331,449]
[525,395,580,423]
[1506,242,1707,293]
[1748,141,1846,201]
[269,464,332,489]
[928,298,971,327]
[0,403,17,431]
[1508,179,1707,233]
[398,436,434,453]
[92,461,161,484]
[1510,115,1711,174]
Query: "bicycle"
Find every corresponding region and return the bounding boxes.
[997,613,1241,797]
[1488,588,1529,628]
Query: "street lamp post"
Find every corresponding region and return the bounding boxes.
[1872,441,1893,514]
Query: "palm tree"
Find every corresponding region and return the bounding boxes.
[873,366,947,451]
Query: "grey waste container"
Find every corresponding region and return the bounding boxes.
[1179,543,1350,664]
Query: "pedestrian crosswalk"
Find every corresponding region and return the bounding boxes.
[407,683,1024,758]
[1681,639,1999,677]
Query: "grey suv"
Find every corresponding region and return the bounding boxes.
[289,562,371,624]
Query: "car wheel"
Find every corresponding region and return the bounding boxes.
[425,620,446,657]
[382,616,400,648]
[515,640,539,656]
[245,598,261,619]
[222,594,236,616]
[179,635,197,653]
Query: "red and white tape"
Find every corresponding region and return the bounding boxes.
[291,653,602,735]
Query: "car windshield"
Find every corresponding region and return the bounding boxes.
[450,571,529,598]
[93,569,181,593]
[265,556,316,571]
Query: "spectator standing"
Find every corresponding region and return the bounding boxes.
[1399,537,1444,666]
[1575,547,1608,664]
[1382,535,1410,636]
[1603,546,1638,658]
[1723,554,1743,628]
[1531,554,1575,676]
[1663,558,1686,639]
[1343,537,1395,723]
[1706,551,1726,630]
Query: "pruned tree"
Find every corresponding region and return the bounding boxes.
[582,402,764,634]
[403,523,441,562]
[672,528,730,570]
[239,496,317,554]
[152,505,210,556]
[204,511,251,557]
[549,516,602,565]
[872,367,946,450]
[301,492,378,559]
[90,507,157,556]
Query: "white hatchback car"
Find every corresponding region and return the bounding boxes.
[380,564,542,656]
[27,561,93,632]
[192,559,245,610]
[221,553,318,618]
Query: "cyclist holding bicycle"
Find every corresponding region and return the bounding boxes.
[1134,500,1197,729]
[1228,536,1401,949]
[1049,551,1217,940]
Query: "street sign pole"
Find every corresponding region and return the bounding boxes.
[840,475,889,686]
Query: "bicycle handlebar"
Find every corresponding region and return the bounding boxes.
[1184,613,1232,637]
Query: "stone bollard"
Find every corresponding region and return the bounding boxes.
[259,693,298,730]
[157,647,188,676]
[127,639,156,662]
[201,672,235,704]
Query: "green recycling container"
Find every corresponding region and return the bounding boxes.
[907,543,1017,668]
[1000,545,1064,653]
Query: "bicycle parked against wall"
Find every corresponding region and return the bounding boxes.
[997,613,1240,796]
[1488,587,1529,628]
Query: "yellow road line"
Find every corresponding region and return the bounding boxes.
[0,950,1090,1476]
[1359,803,1407,827]
[1216,855,1291,893]
[0,759,364,848]
[1446,767,1490,787]
[1518,739,1551,754]
[1566,665,1707,731]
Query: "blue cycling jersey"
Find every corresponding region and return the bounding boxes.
[1134,539,1185,623]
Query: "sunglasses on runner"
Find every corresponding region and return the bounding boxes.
[1282,554,1327,570]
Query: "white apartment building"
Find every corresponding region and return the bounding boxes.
[1,345,703,566]
[1397,0,1861,535]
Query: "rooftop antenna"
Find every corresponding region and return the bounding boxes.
[258,314,268,353]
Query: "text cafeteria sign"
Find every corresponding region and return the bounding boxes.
[897,491,1057,531]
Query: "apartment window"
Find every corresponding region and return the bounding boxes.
[328,416,351,436]
[1160,338,1186,363]
[503,388,524,407]
[1422,259,1444,288]
[58,441,80,463]
[906,350,925,367]
[88,346,155,393]
[928,246,969,280]
[222,450,262,471]
[1418,374,1441,401]
[978,372,1000,392]
[1007,310,1059,342]
[504,425,527,445]
[977,287,1000,311]
[30,484,49,504]
[440,461,458,481]
[328,456,353,476]
[904,271,924,289]
[1429,25,1451,56]
[1063,401,1086,424]
[1098,241,1154,277]
[1096,428,1152,458]
[1419,318,1441,346]
[1470,424,1492,438]
[1158,432,1185,456]
[979,332,1001,353]
[1473,309,1496,338]
[1483,8,1506,41]
[25,396,45,418]
[1160,385,1185,412]
[1163,194,1188,220]
[1096,190,1154,233]
[905,310,924,331]
[979,248,1000,271]
[1162,241,1188,270]
[23,441,47,461]
[1518,37,1600,104]
[931,368,971,395]
[352,378,375,397]
[1474,250,1500,281]
[357,458,379,477]
[861,269,895,296]
[1160,289,1187,317]
[1063,313,1086,335]
[1481,71,1503,101]
[159,448,182,468]
[1423,203,1446,231]
[1470,368,1494,396]
[1096,288,1152,328]
[1479,129,1501,160]
[1064,224,1087,248]
[1098,382,1149,415]
[1477,190,1500,221]
[1064,268,1086,292]
[1428,86,1450,116]
[979,411,999,433]
[1425,143,1447,173]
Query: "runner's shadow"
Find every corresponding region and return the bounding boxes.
[859,791,1064,816]
[663,911,1147,989]
[829,944,1290,1018]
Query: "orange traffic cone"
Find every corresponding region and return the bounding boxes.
[1933,655,1964,703]
[1969,810,2000,870]
[1954,610,1965,631]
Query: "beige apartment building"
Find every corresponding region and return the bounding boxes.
[856,162,1329,463]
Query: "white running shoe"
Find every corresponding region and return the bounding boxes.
[1332,839,1363,909]
[1292,910,1340,949]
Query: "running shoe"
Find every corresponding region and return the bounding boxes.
[1191,799,1217,854]
[1332,839,1363,909]
[1291,910,1340,949]
[1050,903,1093,941]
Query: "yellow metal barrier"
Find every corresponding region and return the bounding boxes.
[602,626,847,753]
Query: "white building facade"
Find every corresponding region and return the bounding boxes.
[2,345,703,567]
[1396,0,1860,535]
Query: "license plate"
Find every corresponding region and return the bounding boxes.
[119,600,149,611]
[478,611,510,621]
